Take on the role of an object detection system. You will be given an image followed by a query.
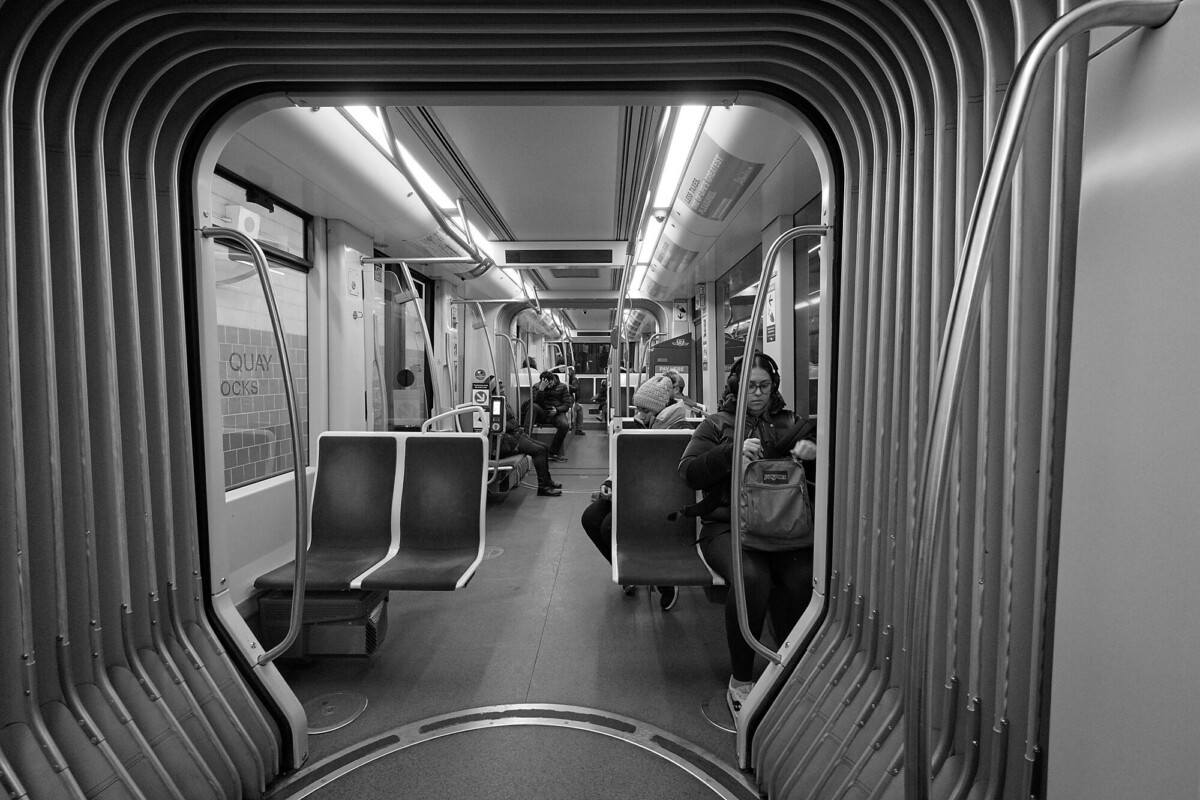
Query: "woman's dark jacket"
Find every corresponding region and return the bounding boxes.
[677,393,815,522]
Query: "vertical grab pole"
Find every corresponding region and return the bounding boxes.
[472,302,498,381]
[396,261,444,418]
[201,227,308,665]
[903,3,1179,797]
[729,225,829,666]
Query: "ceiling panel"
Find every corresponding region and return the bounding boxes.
[431,106,623,241]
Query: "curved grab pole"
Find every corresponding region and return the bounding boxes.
[903,1,1179,796]
[729,225,829,667]
[201,227,309,665]
[395,261,444,414]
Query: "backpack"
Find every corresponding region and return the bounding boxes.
[738,457,813,551]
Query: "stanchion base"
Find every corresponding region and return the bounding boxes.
[701,690,736,733]
[305,692,368,734]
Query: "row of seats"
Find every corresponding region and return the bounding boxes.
[255,431,488,593]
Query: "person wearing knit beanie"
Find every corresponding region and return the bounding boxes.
[632,374,673,417]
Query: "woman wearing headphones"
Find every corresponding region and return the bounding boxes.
[677,353,817,725]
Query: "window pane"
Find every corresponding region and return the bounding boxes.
[214,243,309,490]
[212,172,307,261]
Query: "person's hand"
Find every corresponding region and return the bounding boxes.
[600,483,612,500]
[791,440,817,461]
[743,437,764,460]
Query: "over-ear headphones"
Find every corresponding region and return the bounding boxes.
[725,351,781,395]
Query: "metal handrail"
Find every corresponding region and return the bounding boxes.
[394,261,443,415]
[201,226,308,665]
[903,1,1179,796]
[472,302,498,382]
[420,405,486,433]
[728,225,829,666]
[374,107,494,279]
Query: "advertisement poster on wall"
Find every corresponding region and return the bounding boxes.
[765,285,777,343]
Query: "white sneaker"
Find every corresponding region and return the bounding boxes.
[726,679,752,723]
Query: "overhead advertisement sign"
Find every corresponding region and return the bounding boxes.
[682,134,766,222]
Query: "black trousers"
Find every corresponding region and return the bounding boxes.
[699,523,814,681]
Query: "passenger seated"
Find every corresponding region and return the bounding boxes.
[553,360,585,435]
[677,354,817,724]
[521,370,571,461]
[662,369,704,415]
[580,374,680,610]
[491,377,562,497]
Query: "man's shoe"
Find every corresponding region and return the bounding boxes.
[547,480,562,489]
[726,679,753,724]
[548,453,568,462]
[575,429,586,435]
[537,485,562,497]
[622,584,637,596]
[658,586,678,611]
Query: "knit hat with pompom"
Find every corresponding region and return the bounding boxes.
[632,375,673,415]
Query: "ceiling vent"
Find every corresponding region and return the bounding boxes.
[549,268,600,279]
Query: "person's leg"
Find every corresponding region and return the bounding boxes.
[699,528,772,682]
[573,403,585,434]
[550,411,569,454]
[766,547,814,643]
[515,433,558,493]
[580,502,612,562]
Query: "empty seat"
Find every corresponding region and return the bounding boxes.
[255,432,487,593]
[611,430,723,587]
[359,436,487,590]
[255,433,398,591]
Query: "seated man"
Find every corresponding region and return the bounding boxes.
[521,370,571,461]
[553,361,585,435]
[494,385,561,497]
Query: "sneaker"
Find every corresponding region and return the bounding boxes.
[537,485,562,497]
[548,453,568,462]
[547,480,562,489]
[574,429,586,435]
[726,679,752,722]
[622,584,637,596]
[658,586,678,611]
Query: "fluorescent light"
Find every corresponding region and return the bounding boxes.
[808,243,822,254]
[653,106,706,209]
[345,106,388,148]
[635,216,664,265]
[344,106,456,210]
[794,296,822,310]
[631,263,648,290]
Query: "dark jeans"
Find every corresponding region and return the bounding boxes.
[699,523,814,681]
[503,432,553,486]
[523,402,570,454]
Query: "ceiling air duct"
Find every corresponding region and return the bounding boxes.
[642,105,801,299]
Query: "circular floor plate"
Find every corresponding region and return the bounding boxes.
[701,690,736,733]
[305,691,368,734]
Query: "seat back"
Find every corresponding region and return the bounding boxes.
[311,433,399,551]
[612,429,722,586]
[400,435,486,552]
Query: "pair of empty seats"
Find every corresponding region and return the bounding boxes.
[610,429,724,589]
[255,431,487,593]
